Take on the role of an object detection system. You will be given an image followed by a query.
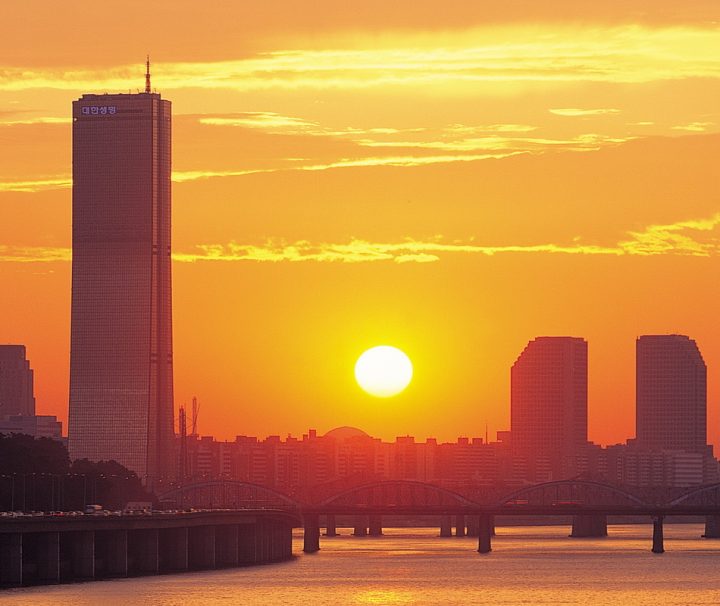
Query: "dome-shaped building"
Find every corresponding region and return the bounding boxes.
[323,426,369,441]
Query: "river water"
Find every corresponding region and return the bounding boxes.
[3,524,720,605]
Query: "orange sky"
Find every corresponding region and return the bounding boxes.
[1,1,720,446]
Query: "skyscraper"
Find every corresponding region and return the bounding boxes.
[68,62,174,483]
[0,345,35,418]
[635,335,707,453]
[511,336,588,480]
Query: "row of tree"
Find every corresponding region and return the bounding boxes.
[0,433,155,511]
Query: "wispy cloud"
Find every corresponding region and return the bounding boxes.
[671,121,714,132]
[444,124,538,134]
[0,246,71,263]
[0,152,524,192]
[4,214,720,265]
[0,177,72,192]
[354,133,630,153]
[172,239,620,264]
[619,213,720,256]
[0,117,70,126]
[198,112,320,134]
[173,213,720,262]
[549,108,621,117]
[3,26,720,93]
[197,112,423,139]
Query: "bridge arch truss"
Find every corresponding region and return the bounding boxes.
[158,481,301,511]
[317,480,477,510]
[492,480,650,510]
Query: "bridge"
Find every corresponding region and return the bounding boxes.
[0,509,297,588]
[160,478,720,555]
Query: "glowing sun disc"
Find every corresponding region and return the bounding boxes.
[355,346,413,398]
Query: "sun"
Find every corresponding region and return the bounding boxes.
[355,346,413,398]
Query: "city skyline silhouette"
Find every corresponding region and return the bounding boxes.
[2,3,720,447]
[3,3,720,601]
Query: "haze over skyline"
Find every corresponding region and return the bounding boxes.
[2,1,720,445]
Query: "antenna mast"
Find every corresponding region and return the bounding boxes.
[179,405,188,481]
[191,396,199,436]
[145,55,151,93]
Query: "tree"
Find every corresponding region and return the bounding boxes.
[69,459,156,510]
[0,434,155,511]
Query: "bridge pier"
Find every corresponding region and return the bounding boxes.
[256,522,269,562]
[97,530,128,578]
[703,516,720,538]
[353,515,368,537]
[0,533,22,587]
[455,515,465,537]
[440,515,452,537]
[65,530,95,580]
[466,516,479,537]
[303,514,321,553]
[369,515,383,536]
[272,522,285,561]
[159,527,188,572]
[652,516,664,554]
[129,529,159,575]
[34,532,60,584]
[189,526,216,569]
[284,522,293,559]
[216,524,239,567]
[261,522,276,564]
[238,524,257,564]
[478,514,492,554]
[325,514,338,537]
[570,515,608,538]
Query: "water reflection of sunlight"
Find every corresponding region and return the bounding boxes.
[355,590,416,605]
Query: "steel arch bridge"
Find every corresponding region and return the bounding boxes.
[491,480,650,510]
[317,480,477,510]
[158,481,301,510]
[157,478,720,514]
[664,482,720,510]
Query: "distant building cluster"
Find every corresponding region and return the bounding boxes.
[0,345,63,441]
[172,335,718,490]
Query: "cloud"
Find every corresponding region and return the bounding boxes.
[549,108,621,117]
[444,124,538,134]
[170,213,720,264]
[619,213,720,256]
[3,26,720,94]
[354,133,631,153]
[0,152,525,192]
[197,112,320,134]
[0,117,70,126]
[197,112,424,139]
[0,177,72,192]
[0,246,71,262]
[671,122,714,132]
[170,239,620,264]
[4,214,720,265]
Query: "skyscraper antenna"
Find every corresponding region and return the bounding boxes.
[145,55,151,93]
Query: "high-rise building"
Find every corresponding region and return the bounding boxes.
[68,62,174,483]
[635,335,707,453]
[511,336,588,481]
[0,345,36,417]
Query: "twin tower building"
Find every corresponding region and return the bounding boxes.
[512,335,710,481]
[67,76,175,484]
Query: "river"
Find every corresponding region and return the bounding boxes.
[2,524,720,605]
